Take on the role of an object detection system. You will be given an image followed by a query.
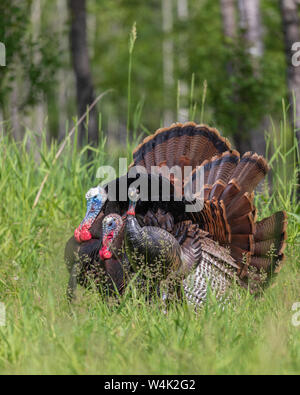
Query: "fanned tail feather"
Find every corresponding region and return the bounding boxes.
[252,211,287,271]
[131,122,231,175]
[131,122,288,291]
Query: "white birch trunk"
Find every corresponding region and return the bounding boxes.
[162,0,174,126]
[31,0,45,145]
[11,79,21,140]
[56,0,70,141]
[280,0,300,145]
[220,0,237,39]
[177,0,189,123]
[238,0,264,59]
[238,0,266,155]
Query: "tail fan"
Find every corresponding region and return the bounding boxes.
[130,122,287,290]
[131,122,231,174]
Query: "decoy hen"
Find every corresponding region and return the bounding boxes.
[65,122,287,306]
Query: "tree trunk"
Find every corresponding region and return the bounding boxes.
[56,0,69,141]
[238,0,266,156]
[238,0,263,60]
[32,0,45,148]
[162,0,174,126]
[220,0,237,40]
[280,0,300,147]
[11,78,22,140]
[177,0,189,123]
[220,0,248,153]
[68,0,98,146]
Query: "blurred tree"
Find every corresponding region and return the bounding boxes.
[219,0,242,150]
[238,0,266,155]
[238,0,264,61]
[280,0,300,148]
[162,0,175,126]
[217,0,284,153]
[176,0,189,123]
[68,0,98,146]
[220,0,236,40]
[0,0,61,139]
[0,0,290,155]
[89,0,164,143]
[31,0,45,144]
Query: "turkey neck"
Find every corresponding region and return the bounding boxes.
[125,215,150,253]
[125,214,182,271]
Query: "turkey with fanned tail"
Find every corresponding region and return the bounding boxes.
[65,122,287,306]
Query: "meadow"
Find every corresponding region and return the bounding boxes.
[0,110,299,375]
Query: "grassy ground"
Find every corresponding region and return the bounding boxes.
[0,119,299,375]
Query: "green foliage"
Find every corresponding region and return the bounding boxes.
[0,0,291,147]
[84,0,288,147]
[183,0,286,144]
[0,1,62,112]
[260,100,300,243]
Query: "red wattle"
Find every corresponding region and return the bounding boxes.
[99,246,112,260]
[99,231,114,260]
[127,209,136,216]
[80,227,92,241]
[74,225,92,243]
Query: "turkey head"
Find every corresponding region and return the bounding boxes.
[74,185,107,243]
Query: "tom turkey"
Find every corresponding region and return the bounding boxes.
[65,122,287,307]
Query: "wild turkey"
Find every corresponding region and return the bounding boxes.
[65,122,287,306]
